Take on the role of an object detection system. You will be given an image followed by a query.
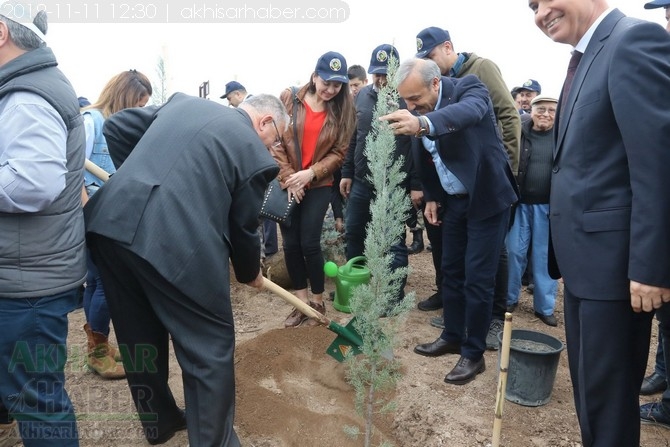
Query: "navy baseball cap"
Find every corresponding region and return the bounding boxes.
[415,27,451,58]
[645,0,670,9]
[512,79,542,95]
[221,81,245,99]
[315,51,349,83]
[368,44,400,75]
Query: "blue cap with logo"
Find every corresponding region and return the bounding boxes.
[315,51,349,83]
[415,27,451,58]
[368,44,400,75]
[644,0,670,9]
[512,79,542,96]
[221,81,245,99]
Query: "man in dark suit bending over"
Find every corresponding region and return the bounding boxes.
[381,58,518,385]
[528,0,670,445]
[84,93,287,446]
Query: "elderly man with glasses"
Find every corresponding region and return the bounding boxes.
[505,95,559,326]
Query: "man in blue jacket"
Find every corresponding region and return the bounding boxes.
[381,58,518,385]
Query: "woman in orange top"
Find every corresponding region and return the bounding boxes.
[272,51,356,327]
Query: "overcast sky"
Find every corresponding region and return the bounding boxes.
[38,0,666,105]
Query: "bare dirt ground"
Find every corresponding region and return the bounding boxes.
[24,236,670,446]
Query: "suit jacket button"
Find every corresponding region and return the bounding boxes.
[552,166,560,173]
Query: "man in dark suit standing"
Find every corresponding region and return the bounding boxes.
[529,0,670,445]
[85,93,287,446]
[381,58,518,385]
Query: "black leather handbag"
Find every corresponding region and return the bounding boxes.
[259,87,301,227]
[259,178,297,226]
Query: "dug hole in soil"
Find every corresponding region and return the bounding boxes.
[48,231,670,447]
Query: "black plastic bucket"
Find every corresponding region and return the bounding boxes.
[498,329,565,407]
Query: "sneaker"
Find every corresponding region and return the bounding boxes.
[486,319,504,350]
[430,316,445,329]
[0,420,20,447]
[640,402,670,429]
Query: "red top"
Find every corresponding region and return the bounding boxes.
[301,101,327,170]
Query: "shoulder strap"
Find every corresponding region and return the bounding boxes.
[290,86,302,169]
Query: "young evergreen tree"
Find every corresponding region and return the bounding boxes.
[344,56,415,447]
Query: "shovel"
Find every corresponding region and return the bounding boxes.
[262,277,363,362]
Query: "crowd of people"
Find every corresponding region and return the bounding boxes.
[1,1,670,446]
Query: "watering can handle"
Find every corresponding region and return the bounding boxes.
[344,255,367,273]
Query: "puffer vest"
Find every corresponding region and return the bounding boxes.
[0,47,87,298]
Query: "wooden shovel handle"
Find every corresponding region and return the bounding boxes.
[85,159,110,182]
[262,277,329,325]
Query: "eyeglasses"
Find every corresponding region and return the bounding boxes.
[533,106,556,115]
[271,119,284,148]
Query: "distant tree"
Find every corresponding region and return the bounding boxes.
[151,56,169,105]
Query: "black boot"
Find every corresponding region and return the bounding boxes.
[407,229,424,255]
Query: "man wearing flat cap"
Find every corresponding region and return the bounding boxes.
[221,80,249,107]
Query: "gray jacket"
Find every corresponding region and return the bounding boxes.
[0,47,87,298]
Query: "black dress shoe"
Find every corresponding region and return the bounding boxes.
[641,372,667,395]
[413,338,460,357]
[417,292,442,311]
[147,409,187,445]
[534,311,558,327]
[444,356,486,385]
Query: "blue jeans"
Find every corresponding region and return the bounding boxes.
[506,203,557,316]
[83,250,111,335]
[0,290,79,447]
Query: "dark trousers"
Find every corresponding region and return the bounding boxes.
[262,219,278,256]
[427,207,508,320]
[439,196,510,360]
[344,180,408,299]
[89,235,241,447]
[655,303,670,412]
[280,186,331,294]
[563,286,653,447]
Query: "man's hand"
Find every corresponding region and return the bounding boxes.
[410,190,424,209]
[340,177,353,198]
[379,110,421,136]
[424,201,441,226]
[630,281,670,312]
[245,271,264,290]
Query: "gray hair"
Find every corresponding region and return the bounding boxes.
[240,94,290,130]
[0,10,47,50]
[397,58,441,87]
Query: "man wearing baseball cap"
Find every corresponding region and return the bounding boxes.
[639,0,670,431]
[340,44,418,307]
[221,81,249,107]
[413,26,520,354]
[0,7,84,446]
[645,0,670,32]
[511,79,542,114]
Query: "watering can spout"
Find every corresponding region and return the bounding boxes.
[324,256,370,313]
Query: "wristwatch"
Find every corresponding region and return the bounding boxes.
[415,116,429,138]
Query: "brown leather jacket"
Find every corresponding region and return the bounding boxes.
[271,84,353,189]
